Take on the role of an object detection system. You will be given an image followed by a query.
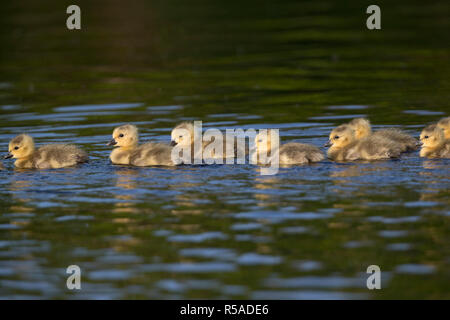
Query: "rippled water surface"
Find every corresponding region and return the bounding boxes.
[0,0,449,299]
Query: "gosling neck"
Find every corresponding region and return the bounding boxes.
[119,143,138,150]
[18,146,35,160]
[15,157,32,168]
[257,145,278,156]
[421,141,444,156]
[328,139,356,155]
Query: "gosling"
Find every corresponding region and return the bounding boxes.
[437,117,450,140]
[419,124,450,159]
[348,118,419,152]
[254,130,324,165]
[108,124,176,166]
[4,134,88,169]
[170,121,245,161]
[325,124,402,161]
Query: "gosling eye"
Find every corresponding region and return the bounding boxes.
[424,136,429,139]
[179,135,182,138]
[14,146,19,150]
[119,134,124,138]
[334,135,339,140]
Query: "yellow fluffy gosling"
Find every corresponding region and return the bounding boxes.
[419,124,450,158]
[170,121,245,160]
[108,124,175,166]
[4,134,88,169]
[348,118,419,152]
[325,124,402,161]
[254,130,324,165]
[437,117,450,140]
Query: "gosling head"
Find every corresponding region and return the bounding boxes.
[107,124,139,148]
[437,117,450,140]
[255,129,278,154]
[325,124,356,149]
[170,122,194,147]
[5,134,35,159]
[348,118,372,139]
[420,124,445,149]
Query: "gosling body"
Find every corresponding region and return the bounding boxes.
[419,124,450,159]
[5,134,88,169]
[348,118,419,152]
[279,142,324,165]
[254,130,324,165]
[326,124,402,161]
[171,121,246,162]
[108,124,176,166]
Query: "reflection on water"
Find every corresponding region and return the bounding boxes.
[112,168,139,214]
[0,0,449,299]
[0,120,448,300]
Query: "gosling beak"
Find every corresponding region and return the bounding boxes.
[4,152,13,159]
[107,138,117,146]
[170,141,177,147]
[324,140,332,148]
[418,141,423,146]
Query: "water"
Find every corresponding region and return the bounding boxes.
[0,0,449,299]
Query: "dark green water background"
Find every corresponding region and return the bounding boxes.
[0,0,449,299]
